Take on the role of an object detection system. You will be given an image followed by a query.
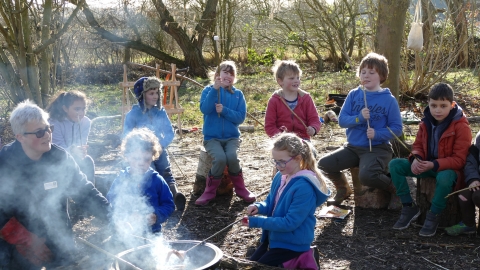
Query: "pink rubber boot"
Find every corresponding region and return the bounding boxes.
[229,172,256,202]
[195,175,222,206]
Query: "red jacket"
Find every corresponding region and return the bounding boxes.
[410,112,471,190]
[264,89,321,140]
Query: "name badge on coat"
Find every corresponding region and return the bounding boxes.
[44,181,58,190]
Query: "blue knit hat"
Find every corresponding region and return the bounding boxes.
[133,77,163,111]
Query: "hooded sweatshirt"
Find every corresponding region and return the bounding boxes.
[248,170,330,252]
[123,104,174,148]
[200,85,246,140]
[264,89,321,140]
[107,168,174,233]
[49,116,91,152]
[338,86,403,147]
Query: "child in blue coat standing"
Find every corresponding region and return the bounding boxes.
[123,76,186,211]
[196,60,255,205]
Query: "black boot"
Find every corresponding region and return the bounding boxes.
[169,183,186,211]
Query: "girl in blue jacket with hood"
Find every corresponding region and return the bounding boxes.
[241,133,330,268]
[107,128,174,234]
[123,76,186,211]
[196,61,256,205]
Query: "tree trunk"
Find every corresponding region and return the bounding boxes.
[447,0,469,68]
[0,0,83,106]
[374,0,410,99]
[153,0,219,77]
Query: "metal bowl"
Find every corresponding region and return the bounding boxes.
[115,240,223,270]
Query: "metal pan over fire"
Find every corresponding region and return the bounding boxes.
[114,240,223,270]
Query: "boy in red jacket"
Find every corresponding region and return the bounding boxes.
[389,83,472,237]
[264,60,321,141]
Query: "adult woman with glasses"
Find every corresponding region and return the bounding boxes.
[0,100,110,269]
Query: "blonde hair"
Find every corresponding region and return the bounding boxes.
[271,133,328,193]
[121,128,162,161]
[272,60,302,80]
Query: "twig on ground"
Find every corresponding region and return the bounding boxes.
[368,255,387,262]
[421,257,450,270]
[411,242,475,249]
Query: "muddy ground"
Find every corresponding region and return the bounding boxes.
[67,118,480,270]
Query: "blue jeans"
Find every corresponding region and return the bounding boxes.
[389,158,456,214]
[152,149,175,185]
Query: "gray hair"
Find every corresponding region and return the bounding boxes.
[9,100,50,135]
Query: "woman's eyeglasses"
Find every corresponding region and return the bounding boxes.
[269,156,295,168]
[23,125,54,138]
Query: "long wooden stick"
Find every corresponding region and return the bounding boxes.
[445,184,480,198]
[386,126,421,162]
[217,88,221,118]
[76,237,142,270]
[184,218,243,254]
[247,112,265,127]
[279,97,308,129]
[361,85,372,152]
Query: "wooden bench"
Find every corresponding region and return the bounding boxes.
[350,167,391,209]
[416,177,461,228]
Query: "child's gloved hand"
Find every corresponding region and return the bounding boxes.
[246,204,258,216]
[361,108,370,120]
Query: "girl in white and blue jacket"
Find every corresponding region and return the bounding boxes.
[241,133,330,268]
[47,90,95,183]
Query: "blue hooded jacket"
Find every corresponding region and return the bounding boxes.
[123,104,174,148]
[107,168,174,233]
[338,86,403,147]
[248,171,330,252]
[200,85,246,140]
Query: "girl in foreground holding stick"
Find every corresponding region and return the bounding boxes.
[317,52,403,209]
[241,133,330,269]
[445,131,480,236]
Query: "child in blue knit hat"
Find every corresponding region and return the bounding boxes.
[123,76,186,211]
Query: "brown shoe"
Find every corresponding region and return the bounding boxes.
[327,185,353,206]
